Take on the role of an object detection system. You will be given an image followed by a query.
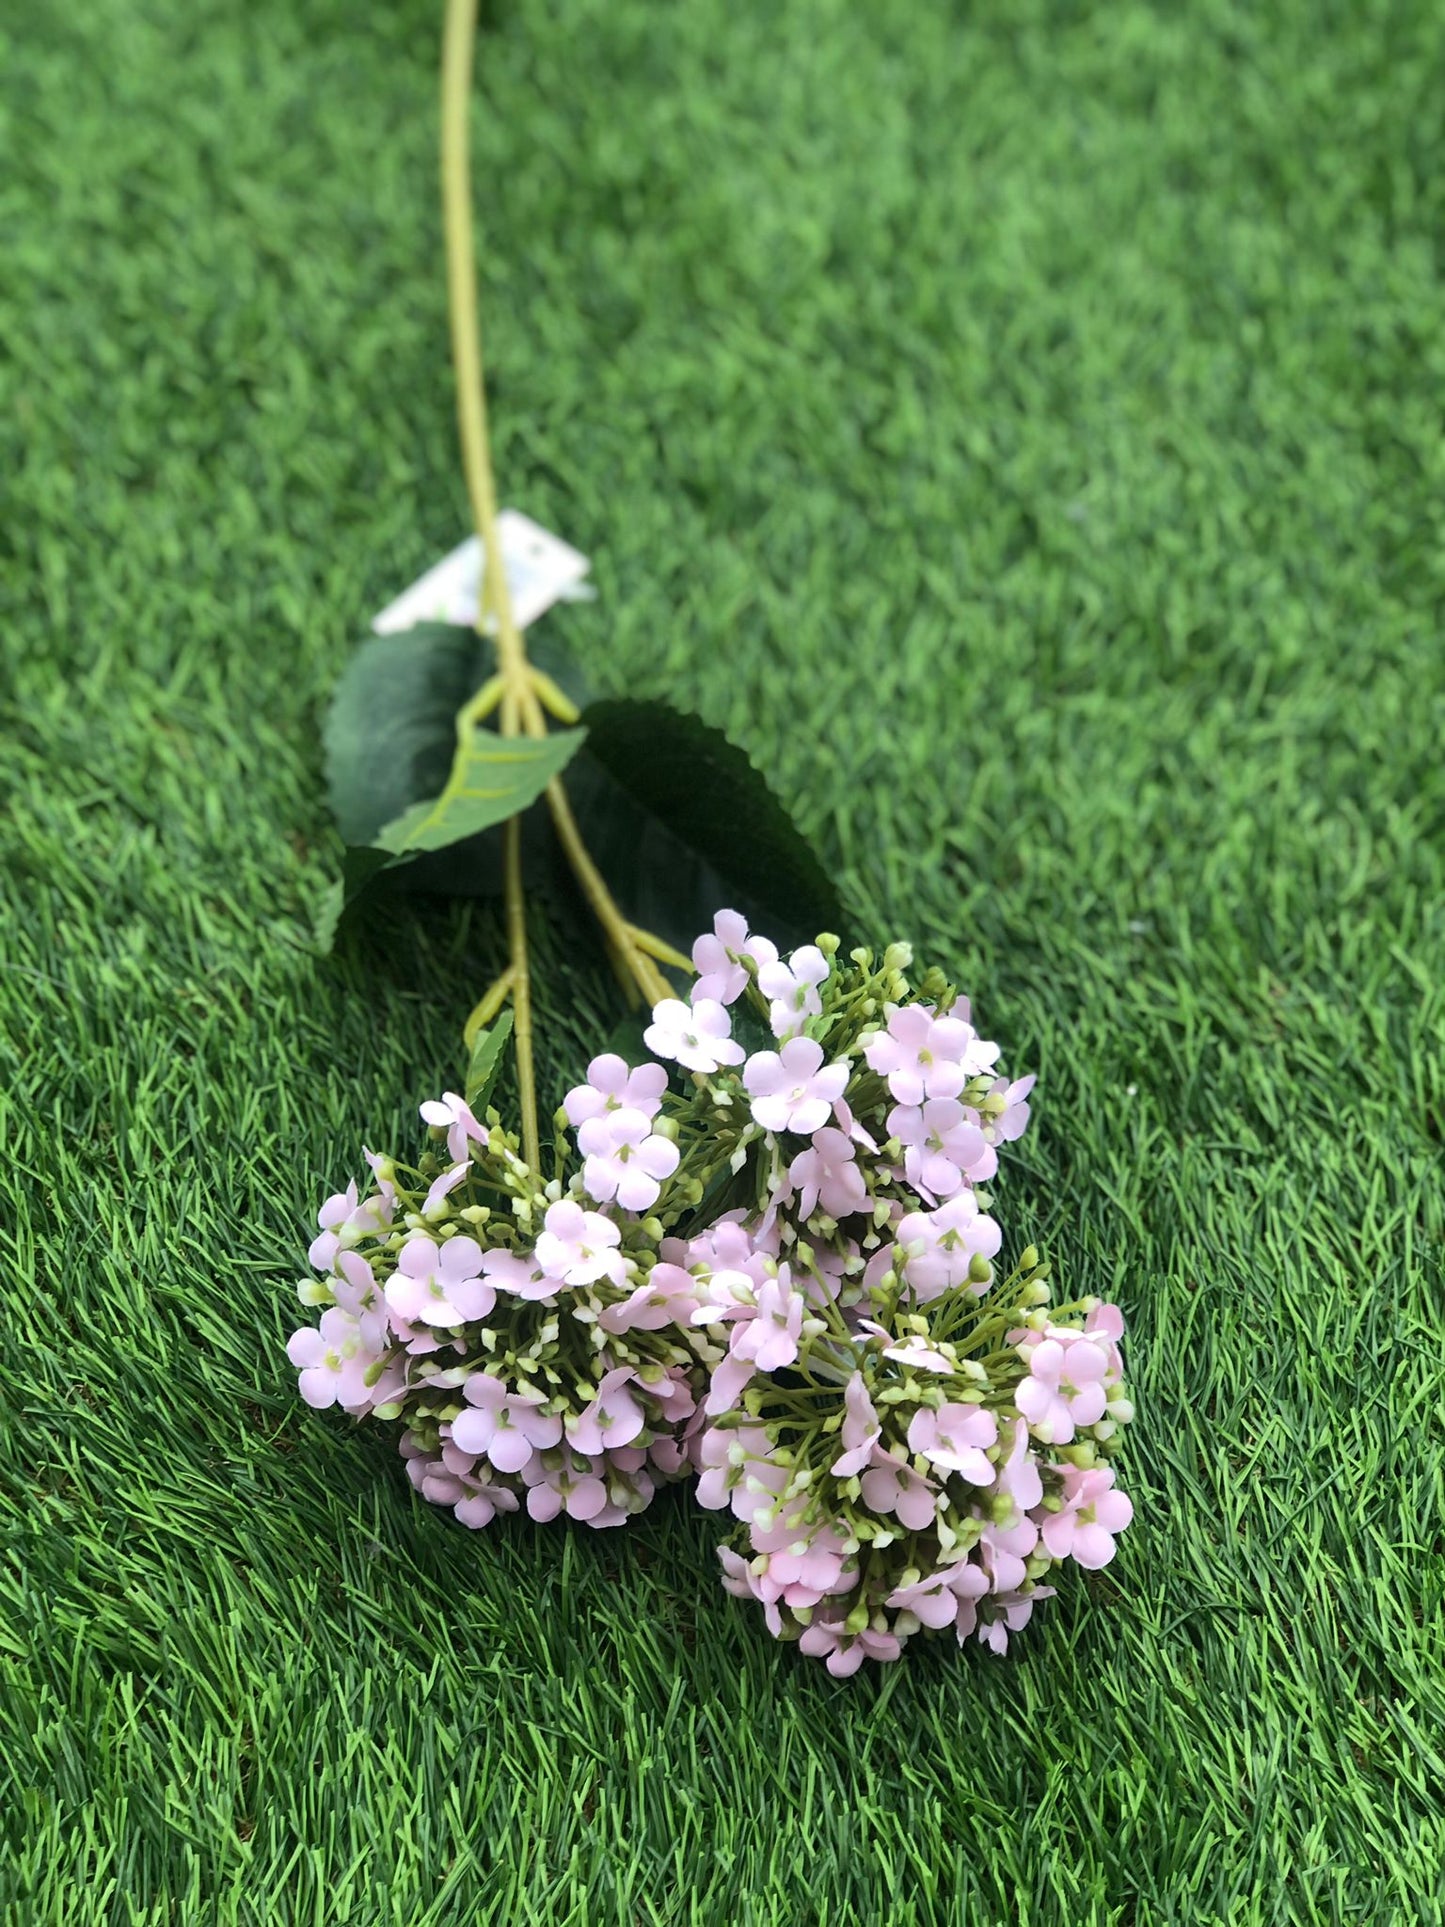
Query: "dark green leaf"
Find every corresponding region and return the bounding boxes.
[569,699,847,951]
[313,844,400,951]
[598,1010,654,1067]
[465,1009,514,1111]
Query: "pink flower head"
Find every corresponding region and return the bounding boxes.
[888,1099,995,1200]
[718,1542,769,1600]
[598,1260,698,1333]
[864,1003,982,1105]
[418,1089,486,1164]
[330,1248,389,1351]
[857,1320,956,1374]
[965,1587,1055,1655]
[404,1441,521,1529]
[757,944,830,1039]
[535,1200,626,1288]
[385,1234,493,1328]
[907,1402,997,1484]
[1086,1300,1126,1345]
[697,1262,802,1412]
[831,1372,883,1476]
[450,1375,563,1473]
[306,1171,391,1279]
[832,1095,879,1154]
[567,1367,646,1456]
[691,909,779,1006]
[976,1515,1040,1595]
[479,1245,553,1302]
[452,1481,519,1529]
[985,1073,1036,1144]
[797,1615,903,1676]
[1082,1301,1127,1388]
[743,1037,849,1136]
[731,1274,804,1373]
[860,1450,938,1530]
[705,1348,760,1418]
[309,1183,358,1271]
[652,1365,698,1427]
[726,1442,792,1525]
[644,997,745,1073]
[886,1559,986,1629]
[690,1264,764,1325]
[563,1053,668,1129]
[421,1161,469,1217]
[693,1423,762,1509]
[788,1127,866,1221]
[521,1449,609,1524]
[1015,1335,1110,1443]
[747,1516,852,1606]
[1038,1464,1133,1569]
[681,1213,775,1288]
[894,1192,1002,1299]
[579,1107,680,1212]
[884,1570,962,1630]
[994,1417,1044,1516]
[287,1307,396,1411]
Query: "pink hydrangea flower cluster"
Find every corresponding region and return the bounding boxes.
[695,1253,1133,1673]
[287,1097,713,1532]
[653,913,1133,1669]
[287,909,1136,1670]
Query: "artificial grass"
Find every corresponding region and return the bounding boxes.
[2,0,1443,1920]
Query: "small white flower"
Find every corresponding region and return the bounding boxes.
[643,997,745,1074]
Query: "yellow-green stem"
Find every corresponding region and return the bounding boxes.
[441,0,529,700]
[440,0,691,1164]
[503,817,539,1162]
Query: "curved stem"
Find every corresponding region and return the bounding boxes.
[441,0,528,702]
[544,780,673,1006]
[440,0,687,1162]
[503,817,540,1164]
[442,0,541,1168]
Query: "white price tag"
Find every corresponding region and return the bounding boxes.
[372,511,593,635]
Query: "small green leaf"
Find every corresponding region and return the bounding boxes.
[375,725,586,856]
[465,1009,514,1110]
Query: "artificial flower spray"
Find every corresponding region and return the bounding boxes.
[286,0,1135,1673]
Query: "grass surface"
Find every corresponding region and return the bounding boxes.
[3,0,1444,1921]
